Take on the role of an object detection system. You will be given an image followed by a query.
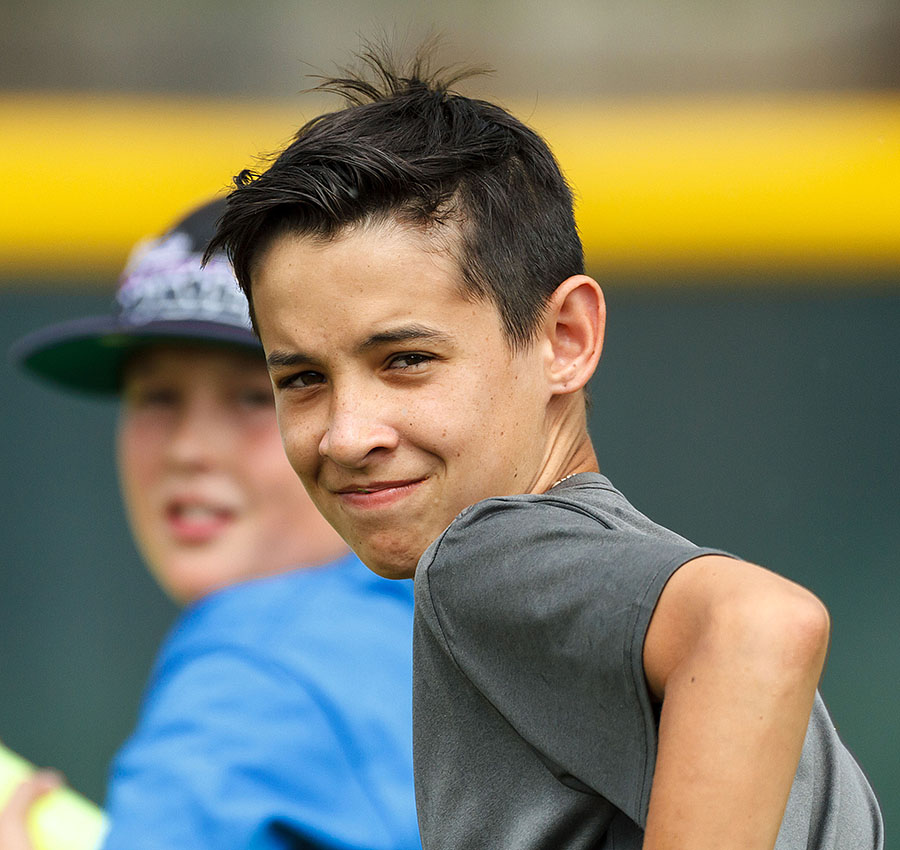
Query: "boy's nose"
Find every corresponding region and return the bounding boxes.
[318,394,400,468]
[167,401,230,468]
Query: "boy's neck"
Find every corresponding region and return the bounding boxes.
[530,395,598,494]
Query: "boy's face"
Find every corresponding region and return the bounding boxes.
[117,343,346,603]
[253,222,555,579]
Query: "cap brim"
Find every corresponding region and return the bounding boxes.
[10,316,262,395]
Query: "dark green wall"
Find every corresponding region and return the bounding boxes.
[1,284,897,832]
[589,284,898,837]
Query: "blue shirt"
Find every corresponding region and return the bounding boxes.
[102,553,420,850]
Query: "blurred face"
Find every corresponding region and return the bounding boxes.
[117,343,347,604]
[252,222,554,579]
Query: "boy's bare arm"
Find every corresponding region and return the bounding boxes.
[641,554,830,849]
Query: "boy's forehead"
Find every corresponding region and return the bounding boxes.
[122,342,265,380]
[263,218,450,266]
[253,221,490,329]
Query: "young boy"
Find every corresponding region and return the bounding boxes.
[207,51,883,849]
[4,198,421,850]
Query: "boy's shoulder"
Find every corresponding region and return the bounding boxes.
[414,472,717,636]
[419,472,694,577]
[158,552,414,671]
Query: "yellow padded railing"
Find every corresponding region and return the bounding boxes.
[1,92,898,281]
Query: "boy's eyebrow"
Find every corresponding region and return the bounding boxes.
[266,325,454,370]
[357,325,454,352]
[266,349,319,370]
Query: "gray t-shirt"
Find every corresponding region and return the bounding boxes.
[412,473,883,849]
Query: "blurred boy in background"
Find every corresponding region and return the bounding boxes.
[1,197,421,850]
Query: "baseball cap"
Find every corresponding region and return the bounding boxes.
[10,197,261,395]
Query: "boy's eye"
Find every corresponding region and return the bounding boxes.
[126,387,179,408]
[280,370,326,389]
[237,387,275,408]
[388,353,432,369]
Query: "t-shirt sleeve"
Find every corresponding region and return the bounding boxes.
[417,496,723,824]
[101,645,396,850]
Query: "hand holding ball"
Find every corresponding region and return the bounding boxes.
[0,742,108,850]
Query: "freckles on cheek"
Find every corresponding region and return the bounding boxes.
[282,436,311,468]
[281,425,322,472]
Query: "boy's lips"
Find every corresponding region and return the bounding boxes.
[333,478,426,508]
[165,500,236,543]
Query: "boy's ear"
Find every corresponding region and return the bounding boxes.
[542,275,605,394]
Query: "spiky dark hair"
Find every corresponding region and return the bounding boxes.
[206,42,584,349]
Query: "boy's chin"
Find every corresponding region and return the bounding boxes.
[355,544,421,581]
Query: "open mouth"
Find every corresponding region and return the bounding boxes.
[166,501,235,541]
